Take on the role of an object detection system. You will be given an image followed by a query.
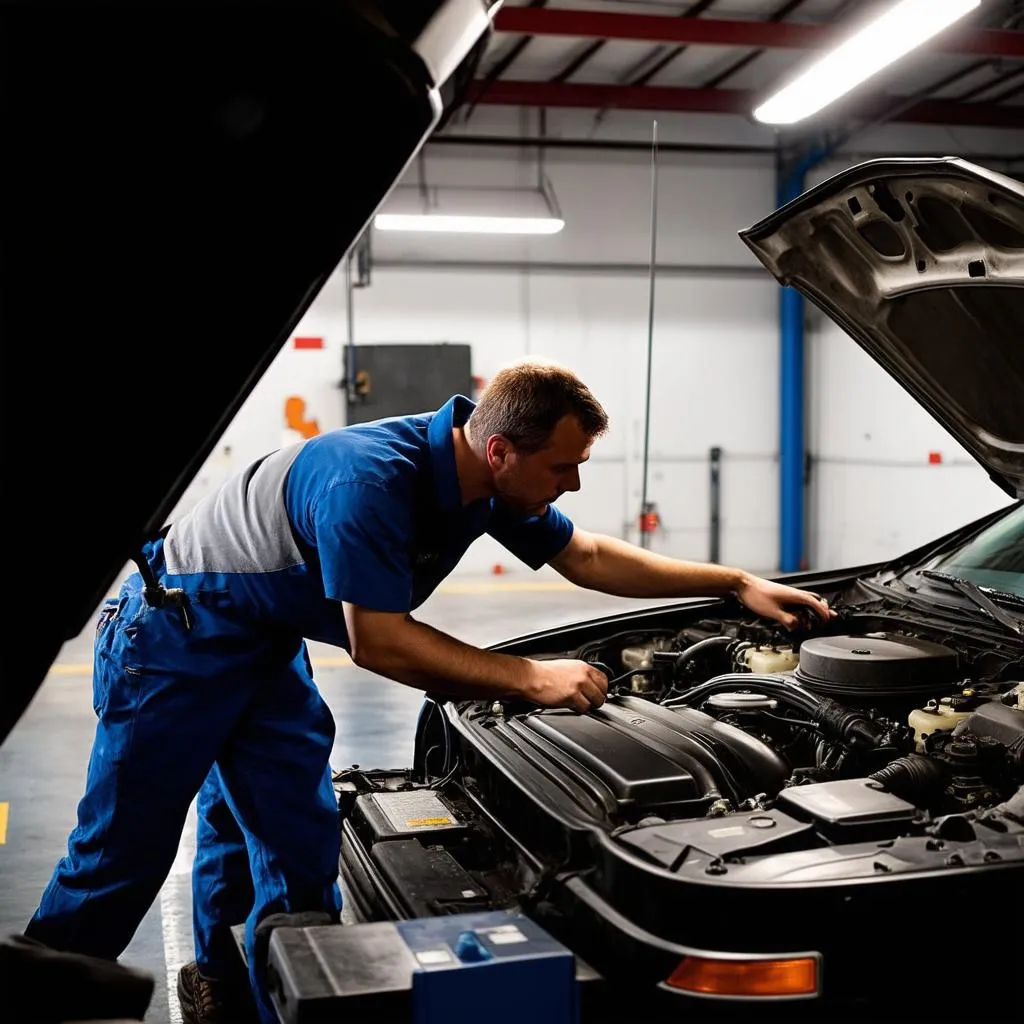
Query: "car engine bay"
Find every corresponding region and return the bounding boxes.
[563,609,1024,818]
[331,582,1023,1017]
[339,593,1023,918]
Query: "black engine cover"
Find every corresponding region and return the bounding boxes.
[509,695,789,822]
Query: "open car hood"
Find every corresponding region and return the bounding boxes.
[740,157,1024,500]
[0,0,495,744]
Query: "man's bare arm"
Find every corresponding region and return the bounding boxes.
[342,604,608,712]
[550,528,835,630]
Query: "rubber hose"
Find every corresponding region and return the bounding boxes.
[666,673,823,718]
[667,673,883,748]
[674,635,737,671]
[869,755,944,802]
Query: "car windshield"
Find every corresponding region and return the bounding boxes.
[926,503,1024,598]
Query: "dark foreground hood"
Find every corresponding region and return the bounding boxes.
[0,0,496,743]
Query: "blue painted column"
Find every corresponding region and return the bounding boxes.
[776,149,829,573]
[777,170,806,573]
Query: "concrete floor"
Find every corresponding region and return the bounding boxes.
[0,567,671,1023]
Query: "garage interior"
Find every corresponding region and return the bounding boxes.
[1,2,1022,1023]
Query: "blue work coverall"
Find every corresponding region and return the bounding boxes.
[26,395,574,1023]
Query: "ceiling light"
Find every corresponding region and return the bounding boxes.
[374,213,564,235]
[753,0,981,125]
[373,179,565,236]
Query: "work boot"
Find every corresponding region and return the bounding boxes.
[176,960,258,1024]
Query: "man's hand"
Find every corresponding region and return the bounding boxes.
[343,605,610,709]
[525,659,609,713]
[734,575,836,630]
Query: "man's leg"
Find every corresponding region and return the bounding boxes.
[25,582,253,959]
[216,643,342,1024]
[175,766,259,1023]
[192,766,255,979]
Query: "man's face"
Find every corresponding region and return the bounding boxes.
[489,414,593,516]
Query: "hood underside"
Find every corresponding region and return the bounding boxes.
[740,157,1024,499]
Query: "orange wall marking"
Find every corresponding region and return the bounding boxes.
[285,396,320,439]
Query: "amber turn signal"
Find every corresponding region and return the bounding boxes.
[666,955,819,997]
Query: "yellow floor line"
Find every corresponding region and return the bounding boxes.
[0,803,8,845]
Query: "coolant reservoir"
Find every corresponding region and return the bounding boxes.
[621,638,672,671]
[908,698,974,752]
[739,645,799,675]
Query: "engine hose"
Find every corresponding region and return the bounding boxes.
[665,673,884,748]
[674,635,738,671]
[665,673,820,715]
[870,755,945,803]
[815,696,886,749]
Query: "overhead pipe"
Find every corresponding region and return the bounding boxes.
[427,134,1024,166]
[431,134,776,155]
[777,145,831,573]
[372,257,764,277]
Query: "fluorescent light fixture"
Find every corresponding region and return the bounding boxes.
[374,213,564,234]
[373,179,565,236]
[753,0,981,125]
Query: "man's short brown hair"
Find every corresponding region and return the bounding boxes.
[466,359,608,454]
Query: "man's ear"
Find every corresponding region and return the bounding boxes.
[486,434,511,468]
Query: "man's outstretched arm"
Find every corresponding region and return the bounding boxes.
[549,527,835,630]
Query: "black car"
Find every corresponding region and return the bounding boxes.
[331,158,1024,1020]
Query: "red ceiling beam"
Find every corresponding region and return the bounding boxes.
[471,80,1024,129]
[492,7,1024,59]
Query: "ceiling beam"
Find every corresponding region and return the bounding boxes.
[470,80,1024,128]
[620,0,720,87]
[492,8,1024,59]
[956,64,1024,101]
[702,0,809,89]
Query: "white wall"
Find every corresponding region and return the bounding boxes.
[805,308,1011,570]
[177,113,1021,576]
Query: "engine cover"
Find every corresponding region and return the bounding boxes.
[511,695,789,822]
[795,633,959,698]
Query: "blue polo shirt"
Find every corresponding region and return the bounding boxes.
[162,395,574,648]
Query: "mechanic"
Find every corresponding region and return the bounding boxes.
[25,359,834,1024]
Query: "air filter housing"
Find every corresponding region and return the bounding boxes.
[794,633,959,699]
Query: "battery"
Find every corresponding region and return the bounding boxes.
[267,911,587,1024]
[357,789,467,843]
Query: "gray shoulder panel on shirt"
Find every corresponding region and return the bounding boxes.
[164,444,304,575]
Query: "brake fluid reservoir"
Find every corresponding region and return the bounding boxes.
[739,645,799,674]
[908,699,974,751]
